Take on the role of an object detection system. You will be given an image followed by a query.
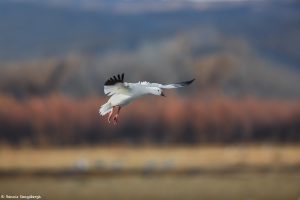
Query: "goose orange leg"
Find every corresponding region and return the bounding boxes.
[108,107,114,123]
[113,106,121,125]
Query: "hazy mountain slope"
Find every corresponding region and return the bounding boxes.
[0,1,299,66]
[0,1,299,98]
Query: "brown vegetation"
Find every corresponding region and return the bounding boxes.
[0,95,299,146]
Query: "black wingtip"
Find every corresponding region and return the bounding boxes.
[182,78,195,86]
[104,73,125,86]
[187,78,195,85]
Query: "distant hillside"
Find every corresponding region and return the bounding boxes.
[0,0,299,66]
[0,0,299,98]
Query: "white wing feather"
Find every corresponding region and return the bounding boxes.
[104,83,130,96]
[103,75,194,96]
[137,79,195,89]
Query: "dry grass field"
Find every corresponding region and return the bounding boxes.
[0,145,300,200]
[1,173,300,200]
[1,145,300,171]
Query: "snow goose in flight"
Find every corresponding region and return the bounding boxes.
[99,73,194,124]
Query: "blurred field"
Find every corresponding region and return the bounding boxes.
[1,146,300,200]
[1,173,300,200]
[1,145,300,172]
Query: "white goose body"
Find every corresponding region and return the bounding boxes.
[99,73,194,124]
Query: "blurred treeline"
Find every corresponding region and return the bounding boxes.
[0,95,299,146]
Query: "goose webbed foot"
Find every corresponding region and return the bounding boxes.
[108,108,114,123]
[113,114,119,125]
